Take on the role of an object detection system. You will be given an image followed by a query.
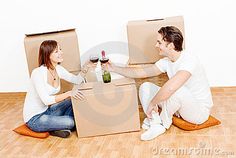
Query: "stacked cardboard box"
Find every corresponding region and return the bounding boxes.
[127,16,185,104]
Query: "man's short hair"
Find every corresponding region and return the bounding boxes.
[158,26,183,51]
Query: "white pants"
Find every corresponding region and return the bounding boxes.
[139,82,210,129]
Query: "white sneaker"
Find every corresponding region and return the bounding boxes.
[140,124,166,141]
[142,111,163,130]
[141,118,150,130]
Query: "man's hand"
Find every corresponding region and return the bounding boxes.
[146,102,159,119]
[101,61,115,72]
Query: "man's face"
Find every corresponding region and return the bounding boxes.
[155,33,170,56]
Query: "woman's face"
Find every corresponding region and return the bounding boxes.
[50,45,63,64]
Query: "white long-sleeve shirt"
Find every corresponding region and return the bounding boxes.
[23,65,84,122]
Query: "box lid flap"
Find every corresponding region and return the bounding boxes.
[77,82,94,90]
[25,28,76,36]
[127,16,183,25]
[76,78,135,90]
[112,78,135,86]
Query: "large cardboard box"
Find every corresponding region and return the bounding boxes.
[24,29,81,92]
[24,29,81,74]
[127,16,185,64]
[71,78,140,138]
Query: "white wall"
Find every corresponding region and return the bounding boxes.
[0,0,236,92]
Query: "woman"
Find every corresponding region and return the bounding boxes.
[23,40,93,138]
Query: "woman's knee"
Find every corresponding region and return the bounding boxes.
[64,117,75,129]
[64,99,72,107]
[27,115,49,132]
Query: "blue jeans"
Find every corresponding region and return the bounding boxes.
[26,99,75,132]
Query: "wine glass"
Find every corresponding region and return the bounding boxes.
[89,54,99,64]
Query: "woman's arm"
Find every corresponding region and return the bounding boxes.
[54,91,71,103]
[56,65,84,84]
[56,61,96,84]
[32,70,57,105]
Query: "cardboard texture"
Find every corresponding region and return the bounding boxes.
[71,78,140,138]
[85,70,98,82]
[24,29,81,75]
[127,16,185,64]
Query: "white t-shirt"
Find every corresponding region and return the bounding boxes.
[155,51,213,109]
[23,65,84,122]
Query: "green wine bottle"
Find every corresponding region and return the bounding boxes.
[100,50,111,83]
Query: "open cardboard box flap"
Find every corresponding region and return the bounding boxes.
[24,28,81,74]
[25,28,75,36]
[76,78,135,91]
[128,16,183,25]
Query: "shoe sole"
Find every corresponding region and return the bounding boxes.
[140,126,166,141]
[50,130,71,138]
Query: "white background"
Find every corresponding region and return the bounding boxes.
[0,0,236,92]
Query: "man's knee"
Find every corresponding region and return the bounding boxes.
[139,82,155,97]
[139,82,152,103]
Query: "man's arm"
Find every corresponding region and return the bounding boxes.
[110,64,163,78]
[146,70,191,118]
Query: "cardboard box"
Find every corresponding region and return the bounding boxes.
[24,29,81,75]
[127,16,185,64]
[24,29,81,92]
[71,78,140,138]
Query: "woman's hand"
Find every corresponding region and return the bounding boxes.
[83,60,97,70]
[80,60,98,77]
[69,89,85,100]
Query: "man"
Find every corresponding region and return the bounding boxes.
[104,26,213,141]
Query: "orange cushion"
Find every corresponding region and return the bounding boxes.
[13,124,49,138]
[172,115,221,131]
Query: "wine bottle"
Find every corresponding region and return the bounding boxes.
[100,50,111,83]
